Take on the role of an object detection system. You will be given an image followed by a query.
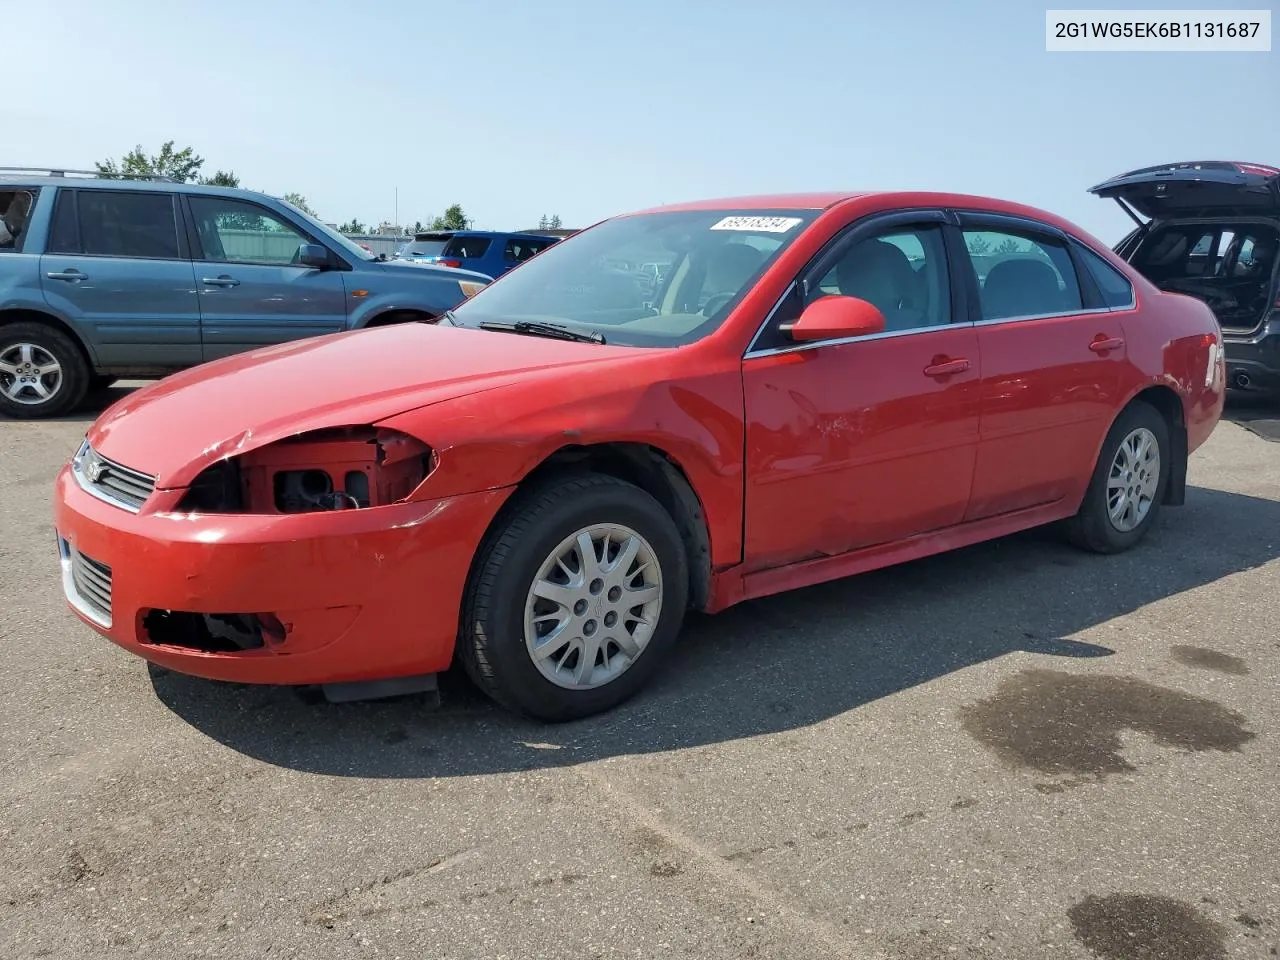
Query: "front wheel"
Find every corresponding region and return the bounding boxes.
[459,473,689,722]
[1065,400,1170,554]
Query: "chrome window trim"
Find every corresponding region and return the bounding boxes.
[743,305,1121,359]
[744,320,961,359]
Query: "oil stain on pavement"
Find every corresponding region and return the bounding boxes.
[959,669,1255,778]
[1170,645,1251,676]
[1067,893,1226,960]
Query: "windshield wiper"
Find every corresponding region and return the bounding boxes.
[478,320,606,344]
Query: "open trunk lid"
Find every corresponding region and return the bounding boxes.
[1089,161,1280,220]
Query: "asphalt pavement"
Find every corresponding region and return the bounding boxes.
[2,385,1278,960]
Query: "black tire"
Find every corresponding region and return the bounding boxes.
[459,472,689,722]
[0,321,90,419]
[88,375,118,393]
[1064,400,1171,554]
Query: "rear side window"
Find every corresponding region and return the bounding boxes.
[76,190,181,260]
[1077,245,1136,308]
[504,238,553,262]
[443,236,491,259]
[963,228,1083,320]
[47,190,79,253]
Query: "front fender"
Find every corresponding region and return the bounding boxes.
[377,362,747,571]
[346,270,488,329]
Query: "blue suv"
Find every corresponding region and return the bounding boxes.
[0,169,491,419]
[394,230,564,279]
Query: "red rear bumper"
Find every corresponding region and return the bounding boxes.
[52,465,511,685]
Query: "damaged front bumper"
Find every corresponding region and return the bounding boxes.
[52,463,511,687]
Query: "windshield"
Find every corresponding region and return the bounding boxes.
[447,209,817,347]
[278,199,378,262]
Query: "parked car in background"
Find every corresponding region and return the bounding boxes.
[54,190,1224,722]
[1090,160,1280,396]
[393,229,564,279]
[0,168,490,419]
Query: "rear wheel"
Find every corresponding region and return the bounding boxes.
[0,322,90,419]
[459,473,689,722]
[1065,400,1170,554]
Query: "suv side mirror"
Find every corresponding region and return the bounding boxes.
[788,295,886,342]
[297,243,330,269]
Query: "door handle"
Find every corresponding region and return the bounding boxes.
[923,357,970,377]
[201,276,240,287]
[46,270,87,281]
[1089,336,1125,353]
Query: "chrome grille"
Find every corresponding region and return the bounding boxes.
[72,441,157,512]
[58,537,113,627]
[71,549,112,619]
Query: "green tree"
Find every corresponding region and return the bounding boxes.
[281,192,316,216]
[96,141,205,182]
[549,214,563,229]
[966,234,992,256]
[993,236,1023,255]
[199,170,240,187]
[538,214,549,230]
[338,219,366,234]
[429,204,468,230]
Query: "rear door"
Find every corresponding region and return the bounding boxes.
[954,212,1136,521]
[1089,161,1280,220]
[183,194,348,360]
[39,187,202,369]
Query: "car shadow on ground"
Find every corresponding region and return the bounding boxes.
[148,484,1280,779]
[1223,391,1280,442]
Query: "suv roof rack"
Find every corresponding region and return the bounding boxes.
[0,166,180,182]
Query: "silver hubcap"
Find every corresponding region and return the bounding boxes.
[1107,427,1160,533]
[0,342,63,405]
[524,523,663,690]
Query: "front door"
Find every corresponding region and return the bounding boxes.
[741,214,981,571]
[39,188,202,369]
[954,215,1133,521]
[183,195,348,361]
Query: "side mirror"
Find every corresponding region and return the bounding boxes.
[297,243,330,269]
[788,295,885,342]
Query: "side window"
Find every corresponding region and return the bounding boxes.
[77,190,181,260]
[443,236,491,259]
[187,197,310,265]
[0,189,38,253]
[47,190,79,253]
[963,228,1083,321]
[809,224,951,331]
[1076,245,1136,309]
[504,238,551,262]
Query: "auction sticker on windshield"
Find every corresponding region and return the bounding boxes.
[710,216,803,233]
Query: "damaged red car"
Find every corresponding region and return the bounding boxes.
[53,191,1226,721]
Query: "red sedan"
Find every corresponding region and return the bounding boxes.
[53,191,1226,721]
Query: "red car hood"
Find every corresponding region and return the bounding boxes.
[86,324,642,488]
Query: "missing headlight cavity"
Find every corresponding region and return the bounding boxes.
[142,610,280,652]
[176,427,433,514]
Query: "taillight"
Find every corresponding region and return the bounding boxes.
[1236,162,1280,177]
[438,258,463,269]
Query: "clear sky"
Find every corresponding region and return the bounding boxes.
[10,0,1277,245]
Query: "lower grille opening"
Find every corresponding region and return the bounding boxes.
[141,610,283,653]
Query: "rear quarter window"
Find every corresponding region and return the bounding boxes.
[1077,245,1136,309]
[443,236,492,259]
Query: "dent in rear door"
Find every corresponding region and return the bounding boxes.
[184,194,348,360]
